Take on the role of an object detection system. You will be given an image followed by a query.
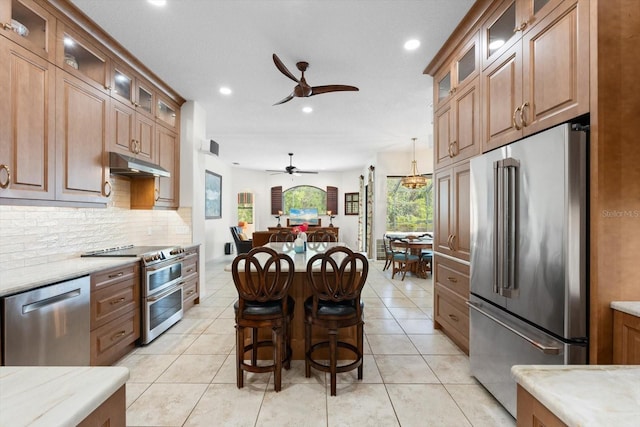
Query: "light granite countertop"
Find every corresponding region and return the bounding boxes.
[511,365,640,426]
[0,257,141,297]
[611,301,640,317]
[0,366,129,427]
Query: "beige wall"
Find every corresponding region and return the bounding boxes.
[0,177,192,270]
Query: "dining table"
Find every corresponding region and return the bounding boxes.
[390,237,433,279]
[228,241,362,360]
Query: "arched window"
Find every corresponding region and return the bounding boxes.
[283,185,326,214]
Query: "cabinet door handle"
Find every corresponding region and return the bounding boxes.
[186,289,195,296]
[520,102,530,127]
[110,297,126,305]
[447,276,458,283]
[451,140,458,157]
[111,330,126,340]
[103,180,112,197]
[2,22,12,31]
[450,234,456,251]
[448,314,459,322]
[154,188,159,201]
[513,21,528,33]
[0,164,11,189]
[186,268,194,273]
[108,271,124,279]
[512,106,523,130]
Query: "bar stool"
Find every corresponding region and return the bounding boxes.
[231,247,295,392]
[304,246,368,395]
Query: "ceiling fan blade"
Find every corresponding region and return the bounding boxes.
[295,170,319,174]
[272,54,300,83]
[273,92,295,106]
[311,85,359,96]
[266,169,285,173]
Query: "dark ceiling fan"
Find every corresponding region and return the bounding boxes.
[272,53,359,105]
[266,153,318,175]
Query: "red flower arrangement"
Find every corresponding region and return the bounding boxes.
[292,222,309,235]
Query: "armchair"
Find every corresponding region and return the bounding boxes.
[230,226,253,254]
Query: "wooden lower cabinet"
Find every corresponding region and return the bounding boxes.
[77,384,126,427]
[182,246,200,311]
[613,310,640,364]
[433,254,470,354]
[516,385,567,427]
[90,262,141,366]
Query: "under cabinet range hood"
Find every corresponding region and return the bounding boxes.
[109,152,170,178]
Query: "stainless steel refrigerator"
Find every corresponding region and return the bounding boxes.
[469,122,589,417]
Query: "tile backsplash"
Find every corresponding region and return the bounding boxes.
[0,177,192,269]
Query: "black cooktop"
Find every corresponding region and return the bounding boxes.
[81,245,171,257]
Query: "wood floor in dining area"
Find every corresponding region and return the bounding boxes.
[116,257,514,427]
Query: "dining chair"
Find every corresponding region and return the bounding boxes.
[390,239,420,280]
[269,230,296,242]
[308,230,337,242]
[304,246,368,396]
[382,234,397,271]
[231,247,295,392]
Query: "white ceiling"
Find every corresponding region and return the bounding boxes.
[69,0,474,173]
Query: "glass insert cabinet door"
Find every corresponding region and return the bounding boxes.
[1,0,56,61]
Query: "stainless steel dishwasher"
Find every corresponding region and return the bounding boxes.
[2,275,90,366]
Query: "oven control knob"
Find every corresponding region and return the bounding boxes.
[170,248,184,255]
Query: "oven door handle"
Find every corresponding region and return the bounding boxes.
[147,283,183,302]
[145,259,183,272]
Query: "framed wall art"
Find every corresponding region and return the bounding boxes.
[205,170,222,219]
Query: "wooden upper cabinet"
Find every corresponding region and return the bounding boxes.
[482,0,588,151]
[154,125,179,208]
[433,33,480,170]
[0,37,55,200]
[55,68,111,203]
[110,62,155,119]
[156,93,180,131]
[434,161,471,261]
[0,0,56,62]
[434,32,479,110]
[56,22,109,94]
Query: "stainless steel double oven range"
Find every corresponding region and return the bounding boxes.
[82,245,186,344]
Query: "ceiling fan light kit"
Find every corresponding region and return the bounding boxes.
[401,138,428,189]
[272,53,359,105]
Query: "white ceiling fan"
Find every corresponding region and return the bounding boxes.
[266,153,318,175]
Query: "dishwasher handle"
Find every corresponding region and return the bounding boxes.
[22,288,82,314]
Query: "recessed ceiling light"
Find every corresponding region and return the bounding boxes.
[147,0,167,6]
[219,87,232,95]
[404,39,421,50]
[302,106,313,113]
[489,39,505,50]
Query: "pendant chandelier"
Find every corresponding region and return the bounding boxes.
[401,138,428,189]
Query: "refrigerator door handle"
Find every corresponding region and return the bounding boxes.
[494,158,519,298]
[503,157,519,297]
[468,301,561,355]
[493,161,502,294]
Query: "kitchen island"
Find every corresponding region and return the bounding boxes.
[512,365,640,426]
[0,366,129,427]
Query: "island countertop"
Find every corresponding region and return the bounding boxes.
[0,366,129,427]
[511,365,640,426]
[611,301,640,317]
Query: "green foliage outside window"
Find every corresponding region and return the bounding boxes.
[283,186,327,214]
[386,177,433,232]
[238,206,253,224]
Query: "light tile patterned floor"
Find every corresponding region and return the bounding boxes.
[117,258,515,427]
